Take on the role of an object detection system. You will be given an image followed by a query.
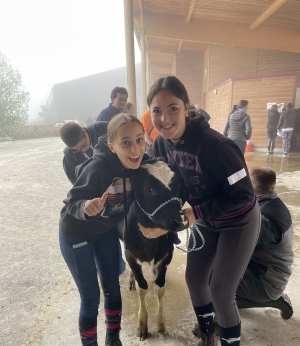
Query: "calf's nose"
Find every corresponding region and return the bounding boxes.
[173,214,189,232]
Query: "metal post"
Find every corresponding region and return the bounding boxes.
[123,0,137,116]
[140,36,147,113]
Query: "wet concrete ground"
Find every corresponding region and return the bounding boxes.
[0,138,299,346]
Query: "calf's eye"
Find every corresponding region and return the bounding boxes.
[146,186,154,193]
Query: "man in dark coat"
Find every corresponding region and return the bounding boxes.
[97,86,128,122]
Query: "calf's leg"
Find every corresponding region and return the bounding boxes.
[125,252,149,340]
[154,284,167,339]
[136,285,148,341]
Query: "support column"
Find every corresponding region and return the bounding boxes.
[172,53,177,76]
[123,0,137,116]
[146,52,150,93]
[140,36,147,113]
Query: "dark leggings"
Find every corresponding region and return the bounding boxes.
[59,228,122,341]
[185,202,260,330]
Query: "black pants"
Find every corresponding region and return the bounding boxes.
[236,263,270,302]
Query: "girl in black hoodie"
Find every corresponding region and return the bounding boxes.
[139,76,260,346]
[59,114,146,346]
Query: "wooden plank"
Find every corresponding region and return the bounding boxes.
[185,0,197,23]
[250,0,288,30]
[142,13,300,53]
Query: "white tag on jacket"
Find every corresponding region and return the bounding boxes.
[227,168,247,185]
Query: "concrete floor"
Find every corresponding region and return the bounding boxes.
[0,138,299,346]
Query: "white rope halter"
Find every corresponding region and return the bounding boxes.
[135,196,180,222]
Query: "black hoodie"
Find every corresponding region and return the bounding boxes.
[59,135,135,236]
[153,115,255,220]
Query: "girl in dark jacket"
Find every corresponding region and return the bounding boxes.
[266,104,280,154]
[139,76,260,346]
[59,114,146,346]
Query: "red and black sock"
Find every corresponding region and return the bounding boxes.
[79,315,98,346]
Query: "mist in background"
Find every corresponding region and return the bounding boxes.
[0,0,141,121]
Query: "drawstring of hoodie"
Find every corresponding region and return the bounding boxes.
[122,175,128,231]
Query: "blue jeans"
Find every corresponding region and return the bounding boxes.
[282,130,293,154]
[59,228,122,317]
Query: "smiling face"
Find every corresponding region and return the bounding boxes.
[149,89,189,141]
[108,122,146,169]
[111,93,128,110]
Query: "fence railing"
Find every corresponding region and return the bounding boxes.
[0,125,59,141]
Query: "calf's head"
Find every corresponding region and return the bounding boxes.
[131,160,188,232]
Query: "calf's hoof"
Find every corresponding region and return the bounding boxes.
[128,280,136,291]
[157,330,169,341]
[136,325,148,341]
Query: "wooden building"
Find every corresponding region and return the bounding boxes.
[123,0,300,149]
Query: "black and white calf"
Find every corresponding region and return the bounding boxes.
[121,159,188,341]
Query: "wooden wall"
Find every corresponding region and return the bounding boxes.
[176,50,203,108]
[204,45,300,92]
[206,81,233,134]
[206,75,296,149]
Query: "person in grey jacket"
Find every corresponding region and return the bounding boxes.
[277,103,296,157]
[223,100,252,154]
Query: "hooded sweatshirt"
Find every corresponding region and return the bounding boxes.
[62,121,108,184]
[251,192,293,299]
[59,135,135,236]
[97,103,122,122]
[223,108,252,141]
[153,115,255,220]
[267,109,280,130]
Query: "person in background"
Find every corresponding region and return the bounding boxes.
[59,113,147,346]
[277,103,296,157]
[266,104,281,154]
[189,104,211,122]
[140,109,160,157]
[236,166,294,317]
[124,102,134,116]
[139,76,260,346]
[60,121,108,185]
[97,87,128,122]
[86,116,94,125]
[223,100,252,154]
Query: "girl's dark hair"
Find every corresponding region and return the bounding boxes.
[237,100,249,108]
[147,76,191,123]
[270,104,278,112]
[108,113,144,143]
[231,105,238,114]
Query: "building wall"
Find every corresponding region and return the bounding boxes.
[204,45,300,92]
[206,81,233,133]
[206,75,296,148]
[176,50,203,108]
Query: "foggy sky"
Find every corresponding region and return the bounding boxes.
[0,0,141,120]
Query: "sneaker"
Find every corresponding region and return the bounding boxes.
[279,153,287,157]
[278,293,293,320]
[267,151,271,154]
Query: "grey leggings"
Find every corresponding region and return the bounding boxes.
[185,202,260,329]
